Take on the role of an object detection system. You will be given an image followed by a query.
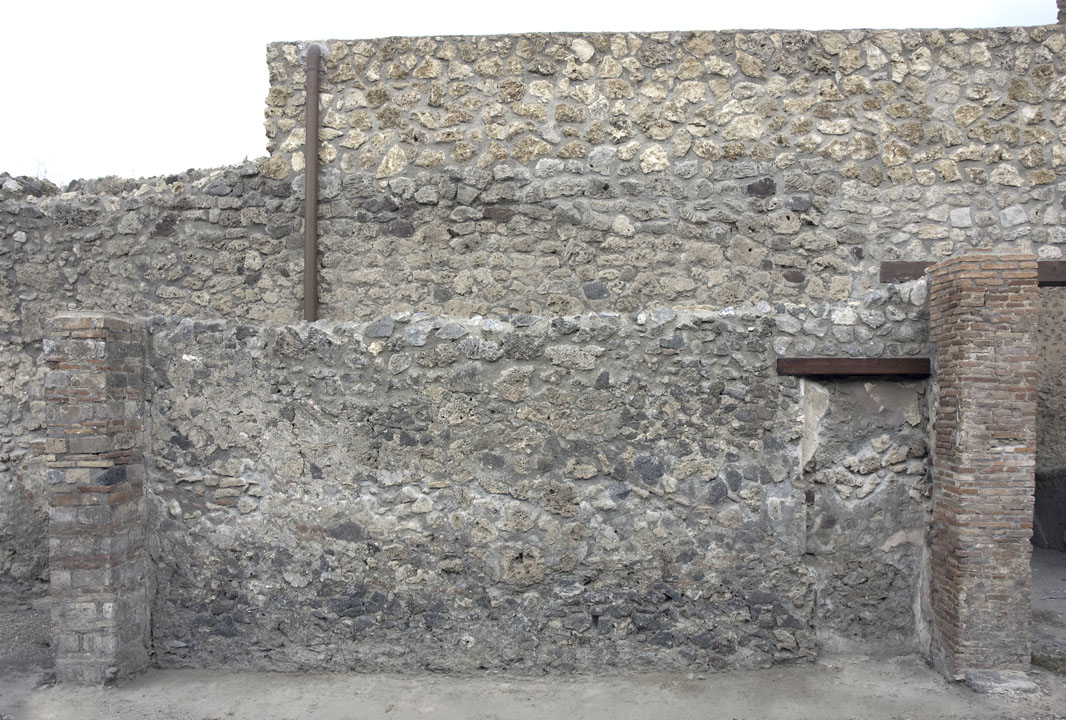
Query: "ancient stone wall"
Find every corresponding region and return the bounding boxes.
[2,23,1066,674]
[142,312,928,671]
[1,167,303,598]
[261,28,1066,322]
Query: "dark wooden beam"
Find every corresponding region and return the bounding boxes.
[1038,260,1066,287]
[879,261,930,283]
[777,357,931,377]
[880,260,1066,287]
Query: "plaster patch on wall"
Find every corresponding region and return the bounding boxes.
[801,380,930,654]
[801,380,829,472]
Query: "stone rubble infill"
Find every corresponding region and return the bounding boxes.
[132,306,929,673]
[965,669,1040,694]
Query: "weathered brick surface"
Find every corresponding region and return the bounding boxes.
[928,254,1038,678]
[44,313,149,684]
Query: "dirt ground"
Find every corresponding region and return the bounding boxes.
[2,549,1064,720]
[1,652,1064,720]
[0,594,52,720]
[1033,547,1066,674]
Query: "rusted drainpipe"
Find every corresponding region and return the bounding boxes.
[304,43,322,322]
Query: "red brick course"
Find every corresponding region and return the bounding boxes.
[928,254,1037,678]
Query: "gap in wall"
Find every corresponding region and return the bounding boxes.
[1033,288,1066,671]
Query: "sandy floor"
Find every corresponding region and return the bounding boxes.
[1,551,1064,720]
[1033,547,1066,673]
[2,653,1064,720]
[0,594,52,720]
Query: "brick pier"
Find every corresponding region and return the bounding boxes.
[928,254,1038,685]
[44,314,150,684]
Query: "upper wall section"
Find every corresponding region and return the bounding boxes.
[264,28,1066,187]
[260,28,1066,317]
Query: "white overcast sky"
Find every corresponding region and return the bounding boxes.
[0,0,1056,183]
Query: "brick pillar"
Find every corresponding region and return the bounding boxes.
[928,254,1038,685]
[44,314,149,684]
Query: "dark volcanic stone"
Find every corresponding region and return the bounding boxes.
[390,220,415,237]
[583,281,610,300]
[746,177,776,198]
[634,455,665,484]
[365,317,396,338]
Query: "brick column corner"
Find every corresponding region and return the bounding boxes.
[927,254,1038,689]
[44,313,150,684]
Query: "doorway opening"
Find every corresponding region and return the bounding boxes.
[1033,287,1066,672]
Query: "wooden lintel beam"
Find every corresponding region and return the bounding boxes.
[879,261,931,283]
[1038,261,1066,286]
[880,260,1066,287]
[777,357,931,377]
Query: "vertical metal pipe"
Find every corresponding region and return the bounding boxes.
[304,44,322,322]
